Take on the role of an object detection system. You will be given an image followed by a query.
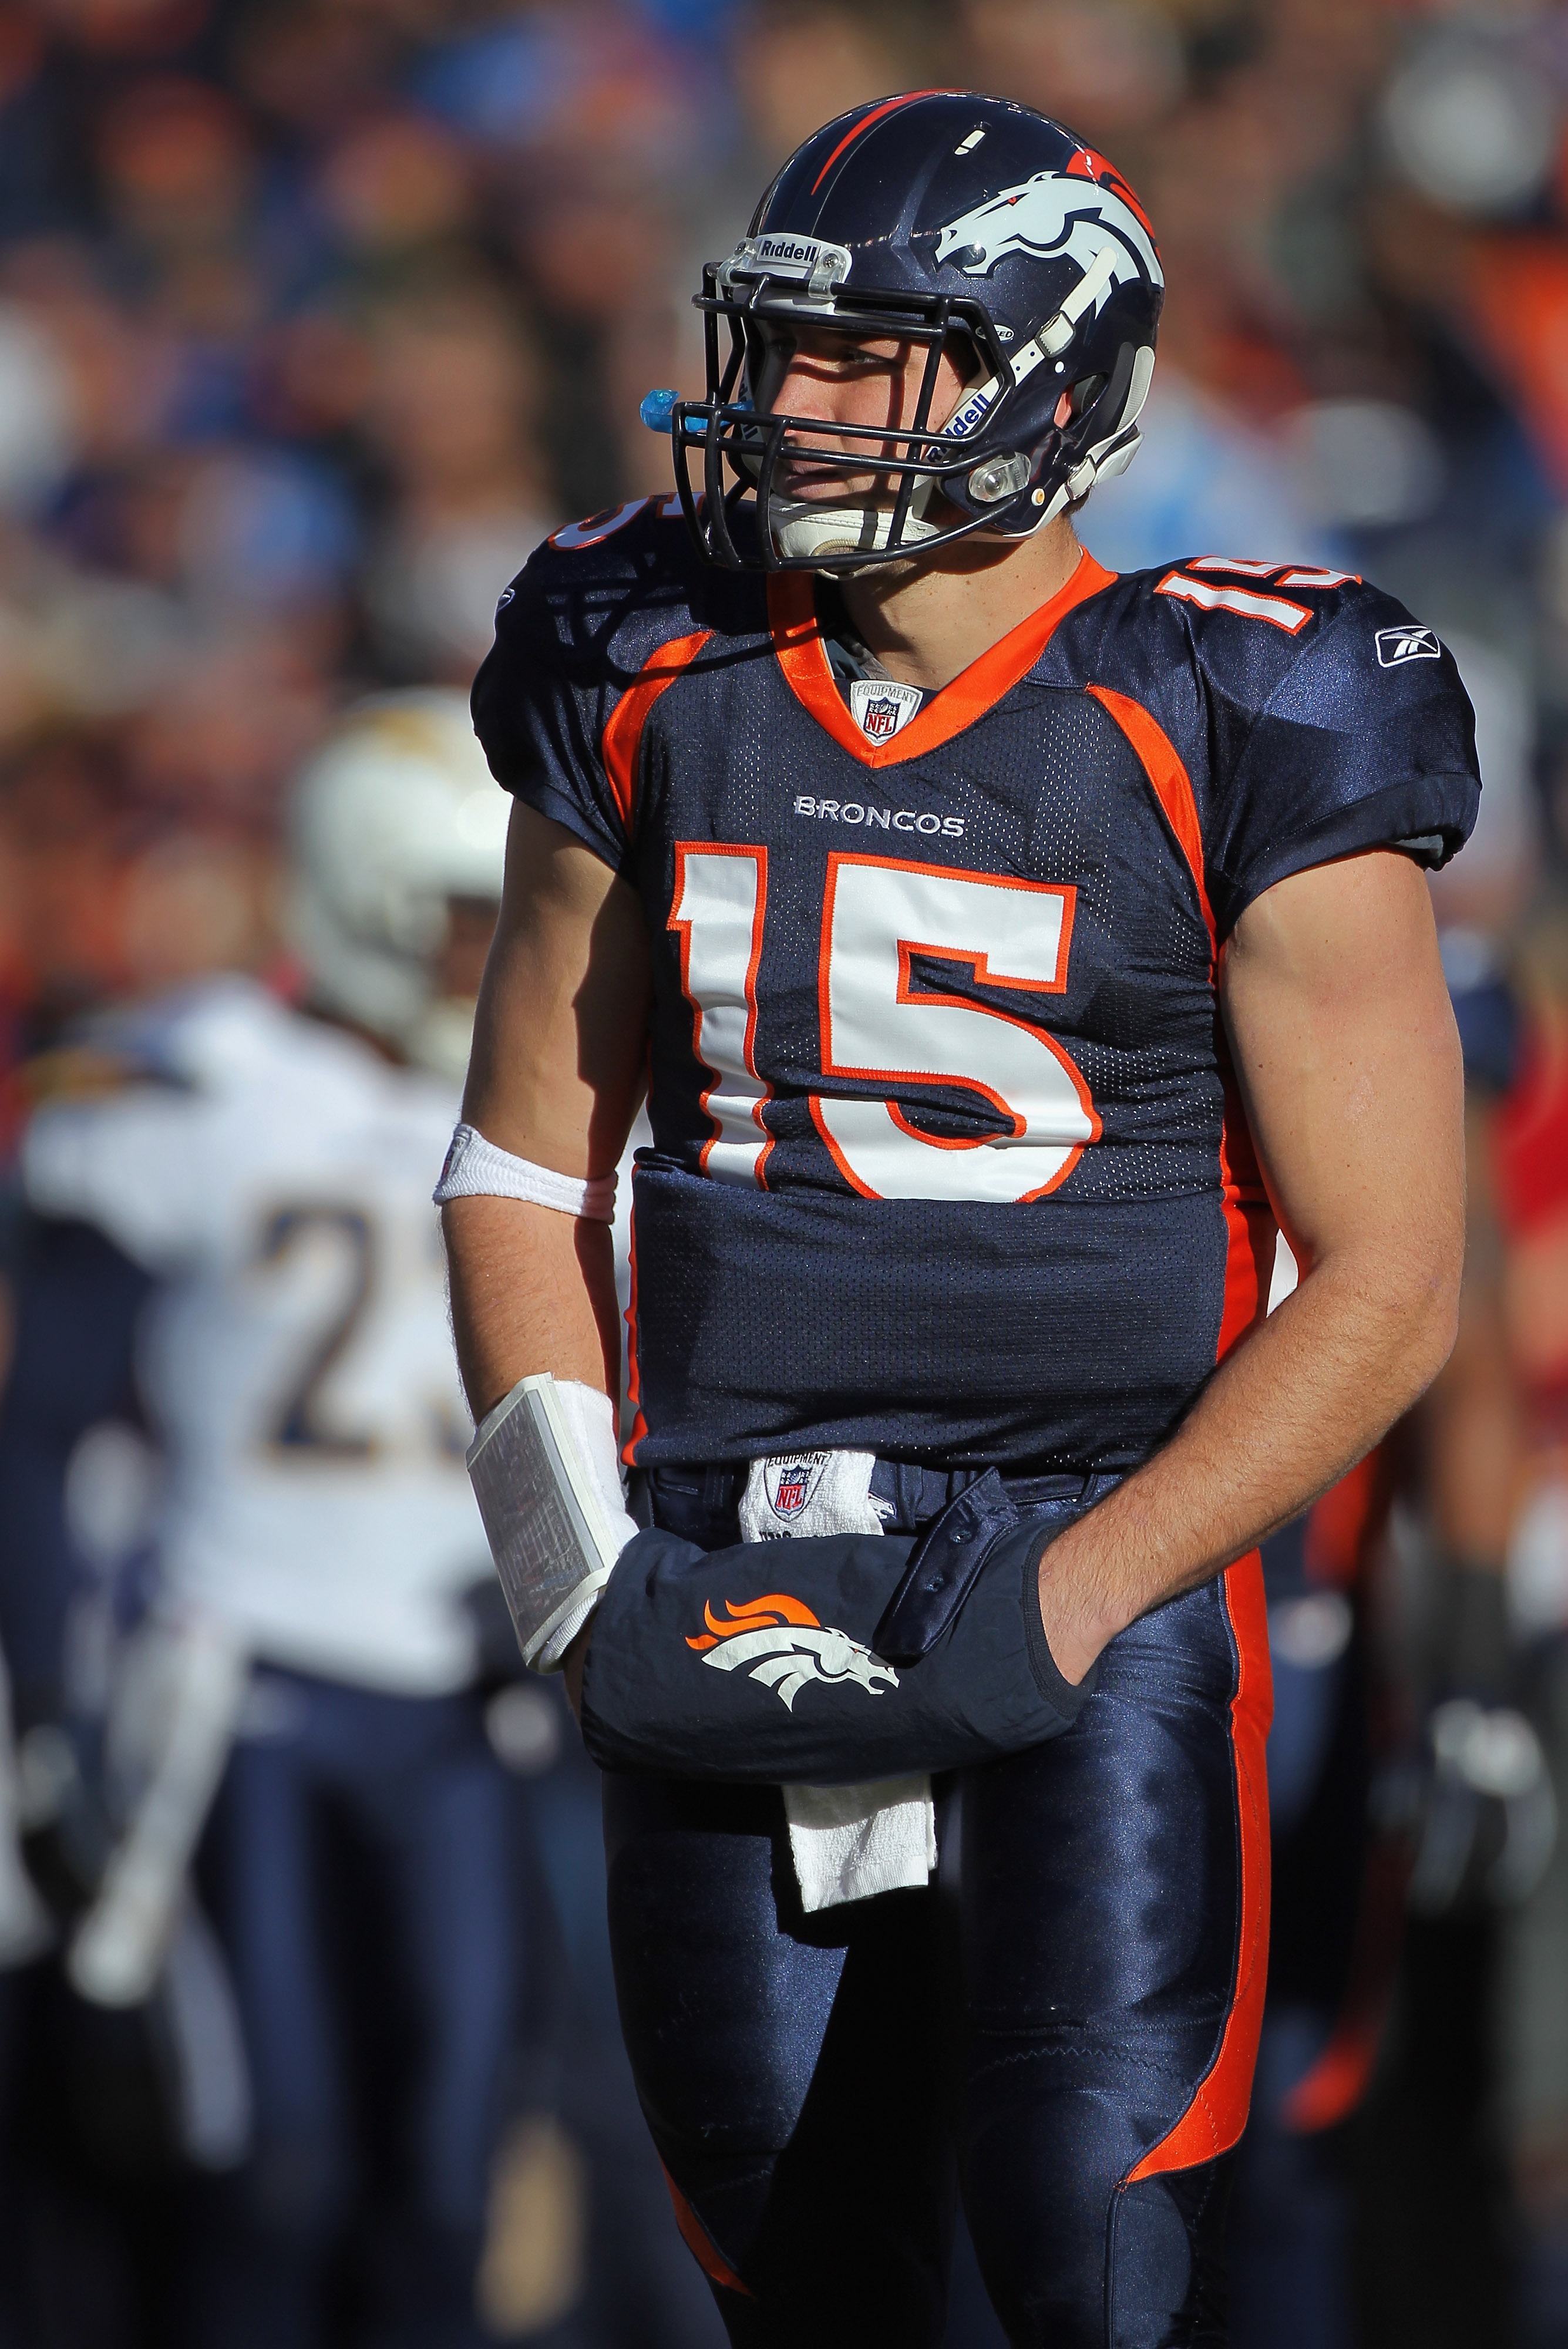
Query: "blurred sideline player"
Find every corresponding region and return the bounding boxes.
[0,695,529,2348]
[1233,948,1555,2349]
[1490,914,1568,2348]
[1230,1232,1402,2349]
[442,92,1475,2346]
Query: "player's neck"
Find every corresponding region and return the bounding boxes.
[836,514,1084,693]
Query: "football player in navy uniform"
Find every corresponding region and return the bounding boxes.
[442,94,1479,2347]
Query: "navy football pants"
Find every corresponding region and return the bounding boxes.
[189,1670,529,2349]
[604,1480,1272,2348]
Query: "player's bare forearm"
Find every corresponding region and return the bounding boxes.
[1038,849,1464,1682]
[443,1196,619,1419]
[443,801,650,1422]
[1037,1247,1454,1678]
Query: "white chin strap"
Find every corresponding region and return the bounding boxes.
[771,482,947,563]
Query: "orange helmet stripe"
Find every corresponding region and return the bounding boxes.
[810,92,960,195]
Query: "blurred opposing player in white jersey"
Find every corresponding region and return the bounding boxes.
[23,702,504,1698]
[1,695,527,2347]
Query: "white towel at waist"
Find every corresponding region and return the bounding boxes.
[740,1449,937,1910]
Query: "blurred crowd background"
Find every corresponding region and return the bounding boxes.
[0,0,1566,2344]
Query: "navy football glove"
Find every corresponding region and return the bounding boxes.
[580,1470,1095,1782]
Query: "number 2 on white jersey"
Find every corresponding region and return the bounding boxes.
[671,846,1098,1202]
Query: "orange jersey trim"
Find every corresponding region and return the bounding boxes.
[621,1204,647,1467]
[1215,1056,1276,1364]
[1085,685,1215,957]
[768,551,1115,771]
[1088,684,1275,1353]
[1126,1550,1273,2181]
[660,2164,755,2297]
[1119,778,1274,2181]
[601,629,714,835]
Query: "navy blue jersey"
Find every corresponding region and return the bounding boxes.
[473,502,1479,1473]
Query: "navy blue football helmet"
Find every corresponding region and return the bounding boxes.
[669,90,1164,572]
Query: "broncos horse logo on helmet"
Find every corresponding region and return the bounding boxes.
[932,164,1159,290]
[665,91,1163,571]
[687,1595,899,1712]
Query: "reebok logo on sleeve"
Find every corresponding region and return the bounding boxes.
[1375,624,1441,667]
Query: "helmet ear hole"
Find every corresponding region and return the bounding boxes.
[1068,372,1108,419]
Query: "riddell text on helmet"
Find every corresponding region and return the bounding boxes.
[793,796,965,836]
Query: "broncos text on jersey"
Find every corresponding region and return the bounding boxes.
[472,501,1480,1476]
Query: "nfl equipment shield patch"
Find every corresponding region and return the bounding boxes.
[848,677,924,741]
[738,1448,883,1542]
[766,1451,827,1523]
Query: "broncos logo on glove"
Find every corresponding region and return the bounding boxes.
[687,1595,899,1712]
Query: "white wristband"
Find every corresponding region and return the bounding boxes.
[433,1124,617,1221]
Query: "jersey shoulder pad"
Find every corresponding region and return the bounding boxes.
[1101,558,1474,733]
[473,497,765,872]
[496,494,761,680]
[1062,560,1480,936]
[1109,556,1378,699]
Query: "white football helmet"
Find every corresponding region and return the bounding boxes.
[288,690,509,1079]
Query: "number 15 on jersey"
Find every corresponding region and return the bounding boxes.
[669,845,1099,1204]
